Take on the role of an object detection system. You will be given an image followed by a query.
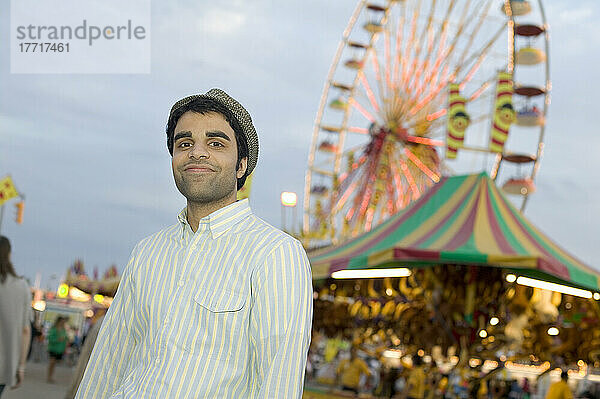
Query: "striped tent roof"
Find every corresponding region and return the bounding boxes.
[310,173,600,290]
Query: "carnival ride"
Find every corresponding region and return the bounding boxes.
[303,0,550,246]
[308,173,600,367]
[65,259,120,297]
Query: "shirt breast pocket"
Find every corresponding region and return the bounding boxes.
[179,288,248,361]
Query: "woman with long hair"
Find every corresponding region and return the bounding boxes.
[0,236,32,397]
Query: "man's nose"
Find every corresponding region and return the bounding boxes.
[189,142,209,159]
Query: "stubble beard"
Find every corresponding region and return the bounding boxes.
[174,169,237,205]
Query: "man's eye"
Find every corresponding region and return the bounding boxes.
[178,142,192,148]
[209,141,224,147]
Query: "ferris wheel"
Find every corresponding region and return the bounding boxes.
[303,0,550,246]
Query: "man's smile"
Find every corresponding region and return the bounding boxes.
[183,163,217,173]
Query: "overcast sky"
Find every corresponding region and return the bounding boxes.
[1,0,598,290]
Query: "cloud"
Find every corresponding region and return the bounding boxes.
[548,4,593,27]
[200,8,246,35]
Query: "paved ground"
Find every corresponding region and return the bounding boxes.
[3,360,72,399]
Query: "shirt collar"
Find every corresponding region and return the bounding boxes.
[177,199,252,239]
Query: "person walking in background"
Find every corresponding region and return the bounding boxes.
[545,371,573,399]
[535,368,552,399]
[407,354,426,399]
[47,316,68,383]
[336,347,372,396]
[0,236,32,397]
[29,320,44,362]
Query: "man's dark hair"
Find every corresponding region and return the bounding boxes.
[166,97,249,190]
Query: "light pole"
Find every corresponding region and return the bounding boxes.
[280,191,298,233]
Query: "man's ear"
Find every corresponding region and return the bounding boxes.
[237,157,248,178]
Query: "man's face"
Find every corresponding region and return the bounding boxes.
[171,111,247,205]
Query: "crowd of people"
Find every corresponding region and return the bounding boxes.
[305,330,599,398]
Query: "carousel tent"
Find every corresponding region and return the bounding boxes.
[310,172,600,291]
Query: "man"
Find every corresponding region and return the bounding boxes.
[0,236,32,397]
[76,89,313,398]
[545,370,573,399]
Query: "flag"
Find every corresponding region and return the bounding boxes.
[0,176,18,205]
[489,71,516,153]
[446,83,470,159]
[237,173,253,200]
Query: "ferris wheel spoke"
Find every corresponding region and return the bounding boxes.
[404,147,441,183]
[357,151,383,221]
[383,28,393,97]
[389,150,416,208]
[406,136,445,147]
[399,156,420,201]
[401,5,420,90]
[333,169,365,215]
[388,157,405,210]
[415,0,483,100]
[423,2,440,59]
[348,126,369,134]
[364,207,377,231]
[358,71,381,114]
[310,166,336,177]
[411,0,464,97]
[425,108,447,122]
[465,113,492,126]
[468,78,495,102]
[407,0,453,95]
[454,22,507,81]
[333,180,359,214]
[349,97,377,123]
[410,75,452,117]
[392,3,405,91]
[369,50,387,102]
[358,183,375,225]
[382,145,400,215]
[338,153,369,184]
[386,178,397,215]
[454,0,495,69]
[345,169,372,224]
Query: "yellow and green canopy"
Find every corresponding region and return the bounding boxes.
[310,173,599,291]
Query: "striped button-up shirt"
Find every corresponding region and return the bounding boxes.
[75,199,313,398]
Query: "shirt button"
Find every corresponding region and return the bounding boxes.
[177,280,185,287]
[155,358,160,365]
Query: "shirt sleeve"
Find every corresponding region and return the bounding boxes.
[75,244,143,399]
[249,238,314,398]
